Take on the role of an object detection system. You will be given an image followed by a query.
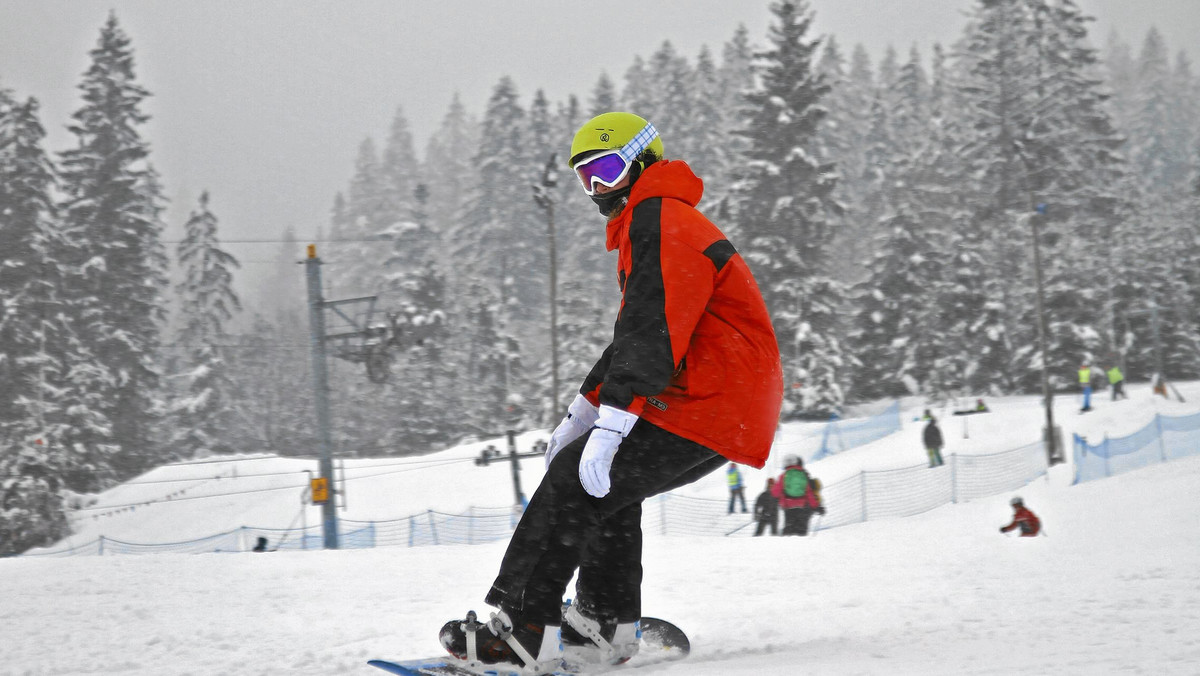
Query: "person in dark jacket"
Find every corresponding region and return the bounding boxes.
[1000,497,1041,536]
[753,478,780,536]
[923,416,945,467]
[439,111,783,671]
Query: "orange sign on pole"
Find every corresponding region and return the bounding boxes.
[310,477,329,505]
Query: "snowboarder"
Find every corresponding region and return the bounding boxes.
[753,478,780,536]
[999,497,1041,537]
[438,111,783,671]
[727,463,748,514]
[923,415,945,467]
[772,456,822,536]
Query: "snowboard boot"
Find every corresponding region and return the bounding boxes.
[560,601,640,667]
[439,609,562,672]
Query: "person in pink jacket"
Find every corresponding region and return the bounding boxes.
[771,456,824,535]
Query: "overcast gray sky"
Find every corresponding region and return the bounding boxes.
[1,0,1197,269]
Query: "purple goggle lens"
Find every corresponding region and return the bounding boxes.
[574,151,632,195]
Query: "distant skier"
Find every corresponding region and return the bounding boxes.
[999,497,1041,537]
[438,112,783,671]
[1079,362,1094,411]
[1107,364,1127,401]
[753,478,780,536]
[923,416,945,467]
[772,456,822,536]
[727,463,749,514]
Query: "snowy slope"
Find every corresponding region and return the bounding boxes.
[3,384,1200,675]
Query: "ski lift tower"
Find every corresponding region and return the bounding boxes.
[304,244,340,549]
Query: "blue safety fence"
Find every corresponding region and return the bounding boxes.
[25,437,1051,555]
[772,401,902,466]
[1072,410,1200,484]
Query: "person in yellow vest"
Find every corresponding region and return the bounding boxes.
[727,463,748,514]
[1078,362,1093,412]
[1107,364,1127,401]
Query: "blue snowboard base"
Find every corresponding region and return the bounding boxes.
[369,617,689,676]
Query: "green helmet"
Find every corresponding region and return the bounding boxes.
[568,111,664,169]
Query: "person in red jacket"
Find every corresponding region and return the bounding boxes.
[1000,497,1041,537]
[772,456,824,535]
[440,112,783,671]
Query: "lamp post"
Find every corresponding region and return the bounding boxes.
[1029,203,1062,466]
[533,153,562,414]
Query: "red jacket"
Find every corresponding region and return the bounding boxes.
[581,160,783,468]
[1001,506,1041,536]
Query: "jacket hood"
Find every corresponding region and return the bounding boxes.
[606,160,704,251]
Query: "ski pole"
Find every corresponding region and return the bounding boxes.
[725,520,754,536]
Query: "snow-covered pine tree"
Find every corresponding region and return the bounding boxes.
[1101,29,1138,134]
[457,288,524,439]
[381,105,421,231]
[918,45,1006,396]
[818,41,876,285]
[685,46,728,204]
[0,91,58,442]
[224,314,316,455]
[435,79,545,431]
[170,191,242,458]
[555,277,616,409]
[848,43,952,402]
[458,77,542,317]
[621,56,656,127]
[954,0,1125,393]
[57,13,169,482]
[377,178,457,451]
[334,137,389,296]
[422,93,479,289]
[588,72,618,116]
[730,0,847,417]
[1127,28,1192,193]
[709,24,757,226]
[891,46,930,157]
[0,90,72,552]
[646,41,693,157]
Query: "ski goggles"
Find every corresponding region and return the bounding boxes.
[573,122,659,195]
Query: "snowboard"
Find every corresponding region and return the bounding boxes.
[368,616,689,676]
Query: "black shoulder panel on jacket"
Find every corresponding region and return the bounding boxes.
[703,239,737,272]
[598,197,675,408]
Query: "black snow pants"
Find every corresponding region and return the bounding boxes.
[782,507,814,536]
[485,419,724,626]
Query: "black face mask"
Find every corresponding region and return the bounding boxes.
[589,162,643,216]
[591,188,630,216]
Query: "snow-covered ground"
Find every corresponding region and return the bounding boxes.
[3,383,1200,675]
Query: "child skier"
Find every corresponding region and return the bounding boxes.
[1000,497,1041,537]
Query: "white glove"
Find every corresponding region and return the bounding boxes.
[545,394,599,470]
[579,405,639,498]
